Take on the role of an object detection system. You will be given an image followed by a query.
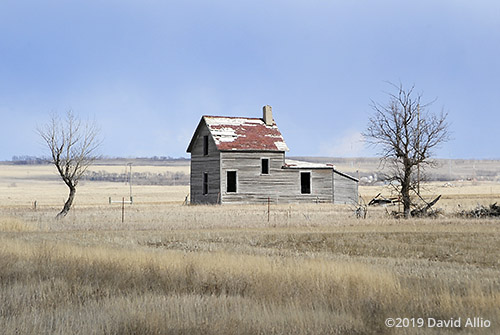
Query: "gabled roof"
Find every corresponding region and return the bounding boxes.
[187,116,289,152]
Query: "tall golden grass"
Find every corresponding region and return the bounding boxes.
[1,211,499,334]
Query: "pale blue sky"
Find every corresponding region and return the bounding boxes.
[1,1,499,160]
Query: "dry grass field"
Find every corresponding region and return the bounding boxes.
[0,163,499,334]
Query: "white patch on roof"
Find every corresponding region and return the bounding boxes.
[275,142,289,151]
[210,127,240,144]
[265,133,283,138]
[284,159,334,169]
[205,117,262,126]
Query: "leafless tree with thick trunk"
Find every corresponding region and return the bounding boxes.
[38,111,101,219]
[363,83,450,218]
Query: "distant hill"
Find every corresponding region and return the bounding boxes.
[3,156,498,183]
[93,157,189,166]
[4,156,189,167]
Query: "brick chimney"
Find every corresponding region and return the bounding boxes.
[263,105,273,126]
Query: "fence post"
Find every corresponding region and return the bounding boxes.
[267,197,270,222]
[121,197,125,223]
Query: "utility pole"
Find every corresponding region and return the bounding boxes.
[127,163,133,203]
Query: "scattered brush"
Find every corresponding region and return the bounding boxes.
[458,202,500,218]
[386,195,444,218]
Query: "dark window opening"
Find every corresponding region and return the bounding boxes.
[227,171,237,193]
[203,135,209,156]
[261,158,269,175]
[203,172,208,195]
[301,172,311,194]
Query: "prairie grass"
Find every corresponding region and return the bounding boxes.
[0,236,397,334]
[1,163,499,334]
[1,211,499,334]
[0,216,39,232]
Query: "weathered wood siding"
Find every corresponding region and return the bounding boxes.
[220,152,333,204]
[333,170,358,205]
[310,169,334,203]
[190,123,220,204]
[188,121,358,205]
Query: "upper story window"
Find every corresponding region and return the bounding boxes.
[261,158,269,175]
[203,135,209,156]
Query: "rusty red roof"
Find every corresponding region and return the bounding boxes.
[187,115,289,152]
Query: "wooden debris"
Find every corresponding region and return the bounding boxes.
[368,193,400,206]
[411,195,442,217]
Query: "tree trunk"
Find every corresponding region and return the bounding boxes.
[402,163,412,218]
[56,185,76,219]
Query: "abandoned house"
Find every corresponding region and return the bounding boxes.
[186,105,358,204]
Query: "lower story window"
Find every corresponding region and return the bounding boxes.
[227,171,237,193]
[203,172,208,195]
[301,172,311,194]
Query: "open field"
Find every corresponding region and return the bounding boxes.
[1,162,499,211]
[0,163,499,334]
[294,157,500,182]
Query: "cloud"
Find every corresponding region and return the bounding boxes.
[318,130,369,158]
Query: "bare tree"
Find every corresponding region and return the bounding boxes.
[363,83,450,218]
[38,111,101,219]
